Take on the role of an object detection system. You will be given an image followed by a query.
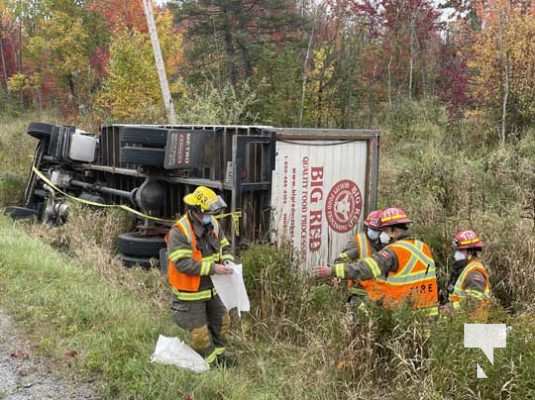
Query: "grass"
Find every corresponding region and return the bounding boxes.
[0,111,63,206]
[2,106,535,399]
[2,215,535,399]
[0,215,352,399]
[0,216,265,399]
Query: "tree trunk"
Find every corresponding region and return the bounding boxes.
[0,36,8,90]
[387,55,393,106]
[299,22,315,127]
[498,8,509,143]
[501,55,510,143]
[408,18,415,101]
[236,38,253,79]
[222,9,238,88]
[17,21,22,73]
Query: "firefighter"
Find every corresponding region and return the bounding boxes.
[334,210,384,307]
[444,230,491,320]
[166,186,235,367]
[313,207,439,316]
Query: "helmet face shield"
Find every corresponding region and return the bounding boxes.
[183,186,227,214]
[204,195,227,214]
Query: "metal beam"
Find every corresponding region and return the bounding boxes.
[276,128,380,141]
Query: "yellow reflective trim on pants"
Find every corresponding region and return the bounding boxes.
[168,248,192,262]
[173,288,216,301]
[334,263,346,279]
[363,257,381,278]
[206,348,218,364]
[464,289,488,300]
[214,346,225,356]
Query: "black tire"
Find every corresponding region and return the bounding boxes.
[117,232,166,257]
[4,206,39,220]
[121,146,165,167]
[27,122,55,140]
[119,127,168,147]
[120,254,156,269]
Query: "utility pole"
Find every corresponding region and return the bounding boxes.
[142,0,177,124]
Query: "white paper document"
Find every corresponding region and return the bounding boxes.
[210,263,250,316]
[150,335,209,373]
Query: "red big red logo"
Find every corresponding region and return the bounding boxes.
[325,180,363,233]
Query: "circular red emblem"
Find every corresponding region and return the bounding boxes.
[325,180,363,233]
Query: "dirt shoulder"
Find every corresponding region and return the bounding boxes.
[0,309,98,400]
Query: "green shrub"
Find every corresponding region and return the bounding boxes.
[0,173,27,207]
[381,98,449,140]
[175,81,258,124]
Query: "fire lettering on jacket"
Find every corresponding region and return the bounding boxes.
[309,166,324,251]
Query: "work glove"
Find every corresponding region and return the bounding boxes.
[312,265,332,279]
[213,263,233,275]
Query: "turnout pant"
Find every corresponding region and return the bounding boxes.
[171,294,230,364]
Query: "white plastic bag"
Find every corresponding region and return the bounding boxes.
[211,263,250,316]
[150,335,209,373]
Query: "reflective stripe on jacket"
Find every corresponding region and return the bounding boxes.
[349,232,385,298]
[369,239,439,316]
[449,259,491,315]
[166,215,231,301]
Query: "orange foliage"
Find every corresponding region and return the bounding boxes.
[88,0,147,33]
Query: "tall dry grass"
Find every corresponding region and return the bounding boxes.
[1,106,535,398]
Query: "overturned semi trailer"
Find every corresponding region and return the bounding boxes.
[10,123,379,269]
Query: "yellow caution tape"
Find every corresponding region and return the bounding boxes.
[31,166,242,235]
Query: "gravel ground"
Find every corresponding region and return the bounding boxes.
[0,310,98,400]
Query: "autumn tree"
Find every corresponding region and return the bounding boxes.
[469,0,535,138]
[94,10,184,122]
[172,0,304,87]
[0,0,16,90]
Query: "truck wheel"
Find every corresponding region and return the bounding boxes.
[27,122,56,140]
[117,232,166,257]
[121,147,165,167]
[120,255,156,269]
[119,127,168,147]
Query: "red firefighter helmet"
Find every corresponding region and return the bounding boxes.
[453,230,484,250]
[364,209,383,229]
[380,207,412,227]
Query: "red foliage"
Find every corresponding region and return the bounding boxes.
[90,46,110,78]
[0,34,19,78]
[88,0,147,33]
[0,12,20,82]
[438,45,470,115]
